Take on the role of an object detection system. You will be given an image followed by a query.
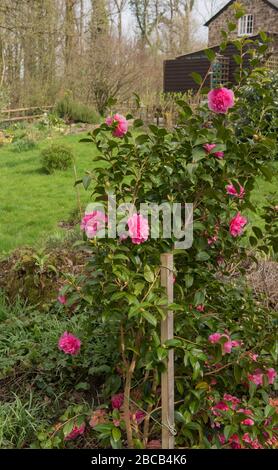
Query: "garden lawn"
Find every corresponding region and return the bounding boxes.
[0,134,98,253]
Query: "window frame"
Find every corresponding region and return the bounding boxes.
[238,14,254,36]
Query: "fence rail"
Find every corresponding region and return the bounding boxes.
[1,105,54,123]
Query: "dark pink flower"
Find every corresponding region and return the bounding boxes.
[209,333,222,344]
[241,418,254,426]
[208,87,235,114]
[203,143,216,154]
[249,353,258,362]
[134,410,145,424]
[196,304,205,312]
[242,433,252,444]
[212,401,229,413]
[226,183,245,199]
[229,212,247,237]
[214,151,224,159]
[105,113,128,138]
[223,339,233,354]
[218,434,226,445]
[64,423,85,441]
[267,368,277,385]
[248,370,264,386]
[238,408,253,416]
[228,434,242,449]
[58,294,67,305]
[111,393,124,410]
[203,143,224,159]
[223,394,241,406]
[58,332,81,355]
[127,213,149,245]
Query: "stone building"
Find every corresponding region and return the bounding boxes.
[163,0,278,93]
[206,0,278,46]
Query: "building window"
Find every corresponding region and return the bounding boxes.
[238,14,254,36]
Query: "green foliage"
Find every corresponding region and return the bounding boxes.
[55,97,100,124]
[40,144,74,173]
[11,137,37,153]
[0,394,49,449]
[0,291,120,448]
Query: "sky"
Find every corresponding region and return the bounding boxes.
[121,0,228,42]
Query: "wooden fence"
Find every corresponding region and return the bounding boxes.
[0,105,54,123]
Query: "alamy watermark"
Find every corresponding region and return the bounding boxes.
[84,194,193,249]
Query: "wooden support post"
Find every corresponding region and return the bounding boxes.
[160,253,175,449]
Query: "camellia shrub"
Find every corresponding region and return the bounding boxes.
[40,143,73,173]
[53,36,277,449]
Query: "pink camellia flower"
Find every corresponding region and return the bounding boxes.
[58,294,67,305]
[237,408,253,416]
[241,418,254,426]
[127,213,149,245]
[64,423,85,441]
[111,393,124,410]
[226,183,245,199]
[81,211,107,238]
[223,339,233,354]
[214,151,224,159]
[212,401,229,414]
[196,304,205,312]
[209,333,222,344]
[203,143,216,154]
[251,439,263,449]
[105,113,128,138]
[208,87,235,114]
[229,212,248,237]
[267,368,277,385]
[228,434,242,449]
[218,434,226,445]
[203,144,224,159]
[249,353,258,362]
[248,370,264,386]
[243,433,252,444]
[58,332,81,355]
[223,394,241,406]
[134,410,145,424]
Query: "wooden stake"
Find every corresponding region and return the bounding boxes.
[160,253,175,449]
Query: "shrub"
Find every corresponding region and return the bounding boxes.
[55,97,99,124]
[40,143,73,173]
[11,137,37,152]
[68,38,278,449]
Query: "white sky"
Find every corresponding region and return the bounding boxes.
[121,0,228,42]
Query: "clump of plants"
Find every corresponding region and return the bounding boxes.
[40,143,74,173]
[11,137,37,152]
[55,96,99,124]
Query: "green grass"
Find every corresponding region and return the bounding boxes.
[0,134,98,253]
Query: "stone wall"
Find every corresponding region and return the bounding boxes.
[208,0,278,46]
